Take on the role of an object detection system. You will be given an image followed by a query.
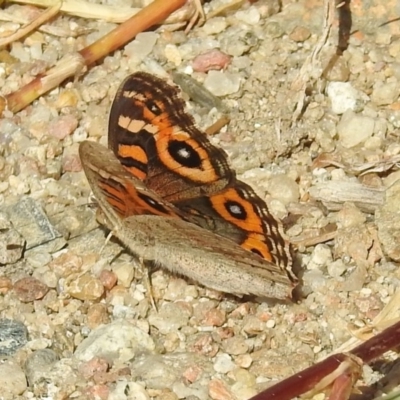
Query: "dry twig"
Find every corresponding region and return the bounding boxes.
[291,0,336,123]
[0,0,193,115]
[0,2,61,47]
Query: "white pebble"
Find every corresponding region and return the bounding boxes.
[204,71,241,96]
[313,345,322,353]
[265,319,276,328]
[124,32,158,65]
[10,42,30,62]
[235,6,261,25]
[326,81,363,114]
[307,244,333,270]
[214,353,235,373]
[164,44,182,66]
[327,260,347,278]
[74,320,155,362]
[337,110,375,148]
[30,43,43,59]
[202,17,227,35]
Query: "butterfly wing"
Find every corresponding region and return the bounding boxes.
[108,72,232,200]
[79,140,296,299]
[175,182,292,271]
[107,72,294,274]
[79,141,185,221]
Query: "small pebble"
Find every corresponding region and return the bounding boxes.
[235,354,252,369]
[32,266,58,288]
[202,17,227,35]
[78,357,109,379]
[337,110,375,148]
[203,308,226,327]
[124,32,158,65]
[0,276,12,294]
[204,71,241,96]
[242,315,264,335]
[74,320,155,362]
[112,263,134,288]
[189,333,219,357]
[267,174,300,205]
[67,273,104,301]
[307,244,333,270]
[326,81,363,114]
[223,337,249,355]
[235,6,260,25]
[289,26,311,42]
[192,49,231,72]
[163,278,189,301]
[13,276,49,302]
[98,269,118,290]
[62,145,82,172]
[48,114,78,140]
[48,252,83,278]
[336,203,366,228]
[182,364,202,383]
[24,349,59,385]
[232,368,256,387]
[148,302,191,334]
[371,80,400,106]
[0,361,27,396]
[164,332,180,353]
[327,260,347,278]
[265,319,276,328]
[0,319,28,356]
[214,353,235,373]
[209,379,235,400]
[87,303,110,329]
[164,44,182,66]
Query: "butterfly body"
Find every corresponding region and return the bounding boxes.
[79,72,297,299]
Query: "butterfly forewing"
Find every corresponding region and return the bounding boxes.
[108,72,232,199]
[107,72,294,273]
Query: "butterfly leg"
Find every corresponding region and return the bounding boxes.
[99,230,115,254]
[136,257,158,312]
[184,0,205,33]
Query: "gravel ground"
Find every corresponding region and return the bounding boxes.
[1,0,400,399]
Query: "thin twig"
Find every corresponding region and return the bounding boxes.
[291,0,336,123]
[0,2,61,47]
[1,0,188,114]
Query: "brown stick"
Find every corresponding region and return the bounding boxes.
[2,0,187,114]
[0,2,61,47]
[79,0,186,65]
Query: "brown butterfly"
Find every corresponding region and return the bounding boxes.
[79,72,297,299]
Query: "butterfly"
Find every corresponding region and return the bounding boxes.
[79,72,297,299]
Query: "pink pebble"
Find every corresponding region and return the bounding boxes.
[192,49,231,72]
